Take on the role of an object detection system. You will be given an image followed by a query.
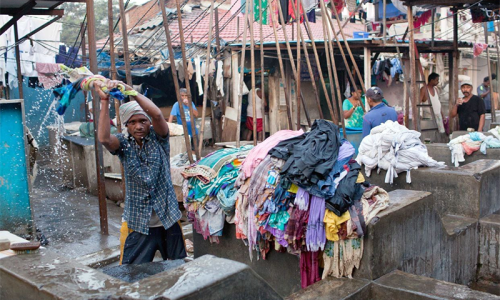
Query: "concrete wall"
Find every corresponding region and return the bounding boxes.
[9,78,86,146]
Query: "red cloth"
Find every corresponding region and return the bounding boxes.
[300,251,320,288]
[246,116,263,132]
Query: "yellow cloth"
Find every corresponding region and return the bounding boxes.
[288,183,299,193]
[119,221,134,265]
[324,210,350,241]
[356,173,365,183]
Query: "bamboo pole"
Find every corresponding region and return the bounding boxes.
[259,1,266,139]
[108,0,126,201]
[331,6,367,96]
[320,2,335,116]
[485,23,496,123]
[382,0,386,45]
[296,0,337,123]
[87,0,108,235]
[175,0,200,159]
[236,0,251,147]
[495,21,500,113]
[295,0,301,130]
[325,1,365,112]
[13,22,23,99]
[320,0,346,137]
[198,0,215,152]
[250,0,257,145]
[275,1,310,123]
[82,23,89,122]
[159,0,194,163]
[118,0,133,86]
[408,5,420,131]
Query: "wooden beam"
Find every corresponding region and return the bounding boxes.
[1,8,64,16]
[49,1,65,10]
[87,0,109,235]
[295,0,301,130]
[236,0,250,147]
[408,5,420,131]
[449,9,459,133]
[118,0,133,86]
[198,0,215,152]
[175,0,201,159]
[159,0,195,163]
[14,22,24,100]
[485,23,496,123]
[259,1,267,139]
[250,0,257,145]
[382,0,387,45]
[0,0,37,36]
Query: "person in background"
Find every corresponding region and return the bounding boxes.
[478,76,492,113]
[343,86,364,129]
[96,79,186,265]
[451,81,485,132]
[362,87,398,137]
[420,72,445,133]
[169,88,199,147]
[246,86,266,141]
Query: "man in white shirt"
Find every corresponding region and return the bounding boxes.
[420,72,445,133]
[245,87,266,141]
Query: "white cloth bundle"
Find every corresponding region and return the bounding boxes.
[356,120,445,184]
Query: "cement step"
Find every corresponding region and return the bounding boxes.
[426,143,500,166]
[288,270,499,300]
[362,159,500,219]
[355,190,478,285]
[0,249,282,299]
[373,270,500,300]
[286,277,371,300]
[478,214,500,285]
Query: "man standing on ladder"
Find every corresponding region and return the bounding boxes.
[95,79,186,265]
[419,72,445,133]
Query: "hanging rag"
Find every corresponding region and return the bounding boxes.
[53,78,84,115]
[216,60,225,96]
[195,55,203,95]
[473,43,488,57]
[187,60,195,80]
[36,63,63,89]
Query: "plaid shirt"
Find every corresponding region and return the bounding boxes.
[112,128,180,234]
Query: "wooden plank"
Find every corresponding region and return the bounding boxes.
[118,0,133,86]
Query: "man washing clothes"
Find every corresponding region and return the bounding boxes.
[362,87,398,137]
[95,79,186,265]
[451,81,485,132]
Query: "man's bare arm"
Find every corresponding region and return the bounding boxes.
[94,81,120,152]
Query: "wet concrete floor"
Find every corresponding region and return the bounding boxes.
[30,151,123,258]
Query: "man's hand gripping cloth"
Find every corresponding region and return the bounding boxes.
[356,120,445,184]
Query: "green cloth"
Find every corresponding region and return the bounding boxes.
[254,0,268,25]
[342,99,364,129]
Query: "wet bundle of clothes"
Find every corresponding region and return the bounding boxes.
[447,128,500,167]
[184,119,391,289]
[357,120,445,184]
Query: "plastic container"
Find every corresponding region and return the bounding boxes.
[339,127,363,155]
[353,31,369,39]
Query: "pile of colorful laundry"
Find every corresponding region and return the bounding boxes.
[182,145,253,243]
[447,127,500,167]
[357,120,445,184]
[184,120,391,288]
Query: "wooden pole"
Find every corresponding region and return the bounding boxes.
[296,0,337,123]
[295,0,301,130]
[320,2,335,117]
[320,0,346,137]
[259,1,267,139]
[325,2,365,112]
[82,21,89,122]
[118,0,133,86]
[484,23,496,123]
[408,5,419,131]
[495,21,500,113]
[431,8,435,48]
[215,8,221,57]
[199,2,215,150]
[87,0,108,235]
[159,0,194,163]
[236,0,251,147]
[108,0,126,201]
[331,6,367,96]
[382,0,386,45]
[449,8,459,133]
[250,0,257,145]
[275,1,312,123]
[175,0,200,159]
[13,22,23,99]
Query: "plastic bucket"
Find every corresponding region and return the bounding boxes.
[339,127,363,155]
